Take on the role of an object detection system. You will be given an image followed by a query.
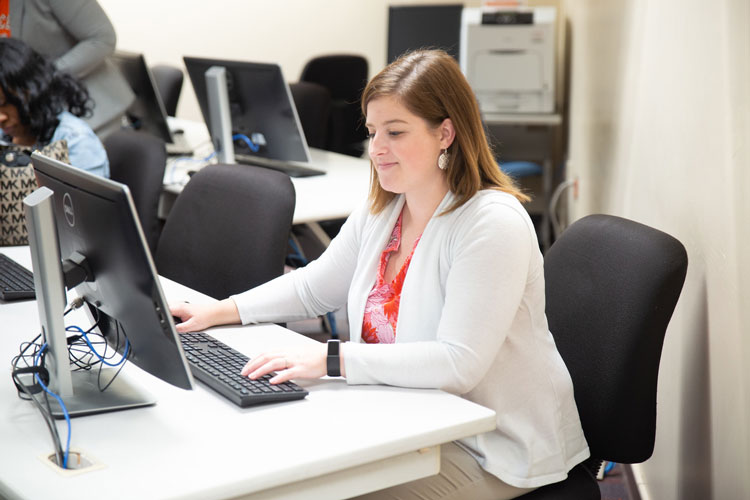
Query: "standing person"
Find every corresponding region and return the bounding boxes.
[0,38,109,177]
[171,50,589,499]
[3,0,134,137]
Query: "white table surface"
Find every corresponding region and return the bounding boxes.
[0,246,496,500]
[162,119,372,225]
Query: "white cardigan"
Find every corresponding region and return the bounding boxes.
[232,190,589,488]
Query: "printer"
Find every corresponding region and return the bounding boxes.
[461,6,556,114]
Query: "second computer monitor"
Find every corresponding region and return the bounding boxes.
[111,51,174,144]
[184,56,310,164]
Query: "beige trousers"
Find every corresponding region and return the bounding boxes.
[350,442,537,500]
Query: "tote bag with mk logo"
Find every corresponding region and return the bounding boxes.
[0,140,69,246]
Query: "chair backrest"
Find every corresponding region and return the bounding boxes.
[544,214,687,464]
[150,64,184,117]
[289,81,332,150]
[300,54,369,157]
[104,130,167,254]
[154,163,295,300]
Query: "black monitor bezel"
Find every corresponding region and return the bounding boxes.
[111,50,175,144]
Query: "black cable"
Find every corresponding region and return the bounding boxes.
[7,298,88,469]
[10,345,64,466]
[96,320,131,392]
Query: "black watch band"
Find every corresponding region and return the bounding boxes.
[327,339,341,377]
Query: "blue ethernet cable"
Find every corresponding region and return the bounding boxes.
[232,133,260,152]
[34,344,71,469]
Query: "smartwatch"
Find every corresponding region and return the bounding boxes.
[327,339,341,377]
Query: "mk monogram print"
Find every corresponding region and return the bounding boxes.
[0,141,69,246]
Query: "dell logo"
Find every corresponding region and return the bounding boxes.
[63,192,75,227]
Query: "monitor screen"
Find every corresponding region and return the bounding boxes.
[27,153,193,417]
[387,4,464,63]
[111,51,174,144]
[183,56,310,163]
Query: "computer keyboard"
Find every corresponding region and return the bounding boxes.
[0,253,35,301]
[179,331,308,407]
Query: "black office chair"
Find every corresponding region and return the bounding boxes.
[517,214,688,500]
[154,163,295,300]
[151,64,184,117]
[289,81,332,150]
[104,129,167,254]
[300,54,368,157]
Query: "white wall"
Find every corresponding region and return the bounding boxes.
[566,0,750,498]
[98,0,480,122]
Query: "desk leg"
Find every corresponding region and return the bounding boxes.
[541,158,553,252]
[306,222,332,247]
[243,446,440,500]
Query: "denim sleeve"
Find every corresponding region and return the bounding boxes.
[50,114,110,178]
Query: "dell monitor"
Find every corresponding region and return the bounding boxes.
[24,153,193,418]
[110,51,192,155]
[387,4,464,62]
[183,56,323,177]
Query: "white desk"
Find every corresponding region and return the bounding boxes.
[0,246,496,500]
[161,119,372,226]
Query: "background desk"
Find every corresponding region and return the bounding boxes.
[161,119,372,227]
[0,246,496,500]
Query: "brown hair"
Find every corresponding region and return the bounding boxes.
[361,49,529,214]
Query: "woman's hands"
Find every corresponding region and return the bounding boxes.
[171,299,343,385]
[170,298,241,333]
[241,341,340,384]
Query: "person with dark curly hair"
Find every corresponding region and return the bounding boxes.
[3,0,134,137]
[0,37,109,177]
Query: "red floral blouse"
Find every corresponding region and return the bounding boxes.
[361,211,421,344]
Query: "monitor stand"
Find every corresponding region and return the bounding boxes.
[44,370,154,419]
[205,65,235,164]
[24,187,155,419]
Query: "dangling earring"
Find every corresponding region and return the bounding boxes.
[438,149,449,170]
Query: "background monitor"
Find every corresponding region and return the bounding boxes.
[183,56,311,164]
[110,51,175,144]
[26,153,193,418]
[387,4,464,62]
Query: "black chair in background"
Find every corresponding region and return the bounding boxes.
[517,214,688,499]
[104,129,167,254]
[300,54,369,157]
[289,81,332,150]
[154,164,295,300]
[151,64,184,117]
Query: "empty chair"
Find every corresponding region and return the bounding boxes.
[151,64,184,117]
[518,214,688,499]
[154,163,295,300]
[289,81,332,150]
[104,129,167,253]
[300,54,368,157]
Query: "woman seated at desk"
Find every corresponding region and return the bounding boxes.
[0,38,109,177]
[171,49,589,500]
